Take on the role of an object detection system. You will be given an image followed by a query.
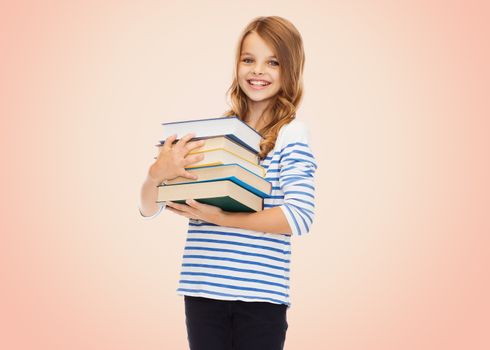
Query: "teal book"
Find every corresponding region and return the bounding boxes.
[157,179,263,212]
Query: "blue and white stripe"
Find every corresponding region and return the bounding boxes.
[175,119,317,307]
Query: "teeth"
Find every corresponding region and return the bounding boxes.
[249,80,269,86]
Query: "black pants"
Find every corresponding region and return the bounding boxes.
[184,296,288,350]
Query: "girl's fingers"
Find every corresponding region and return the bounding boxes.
[185,199,203,209]
[167,201,190,212]
[166,206,194,219]
[166,202,185,213]
[165,206,178,213]
[166,202,199,219]
[162,134,177,151]
[185,139,206,153]
[186,199,219,212]
[175,133,195,148]
[183,153,205,166]
[179,169,198,180]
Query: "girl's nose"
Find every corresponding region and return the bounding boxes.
[252,63,266,75]
[252,66,265,75]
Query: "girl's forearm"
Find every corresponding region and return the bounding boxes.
[139,173,162,217]
[218,206,292,235]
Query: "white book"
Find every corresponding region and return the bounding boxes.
[161,116,262,154]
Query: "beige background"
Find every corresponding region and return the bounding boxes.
[1,0,489,349]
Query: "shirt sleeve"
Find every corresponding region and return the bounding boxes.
[139,202,166,220]
[277,122,317,236]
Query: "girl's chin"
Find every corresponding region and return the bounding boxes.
[245,87,275,97]
[246,96,273,104]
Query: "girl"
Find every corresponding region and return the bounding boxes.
[139,16,317,350]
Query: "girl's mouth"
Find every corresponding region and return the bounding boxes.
[247,79,271,90]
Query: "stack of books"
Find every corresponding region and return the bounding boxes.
[154,116,271,212]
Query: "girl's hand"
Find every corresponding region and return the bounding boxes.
[148,133,205,184]
[165,199,225,225]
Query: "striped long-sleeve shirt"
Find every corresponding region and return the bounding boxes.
[140,119,317,308]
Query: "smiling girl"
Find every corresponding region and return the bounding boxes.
[139,16,317,350]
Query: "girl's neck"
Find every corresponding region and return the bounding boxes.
[246,101,271,130]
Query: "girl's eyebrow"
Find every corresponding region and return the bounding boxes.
[240,52,277,58]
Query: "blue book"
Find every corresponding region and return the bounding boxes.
[160,116,262,154]
[163,163,272,198]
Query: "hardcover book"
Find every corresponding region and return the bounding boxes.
[160,116,262,154]
[157,179,263,212]
[164,163,271,198]
[156,135,259,165]
[184,148,265,177]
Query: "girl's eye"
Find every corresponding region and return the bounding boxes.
[242,58,279,66]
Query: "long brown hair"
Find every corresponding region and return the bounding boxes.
[222,16,306,160]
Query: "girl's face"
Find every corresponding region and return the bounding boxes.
[238,32,281,106]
